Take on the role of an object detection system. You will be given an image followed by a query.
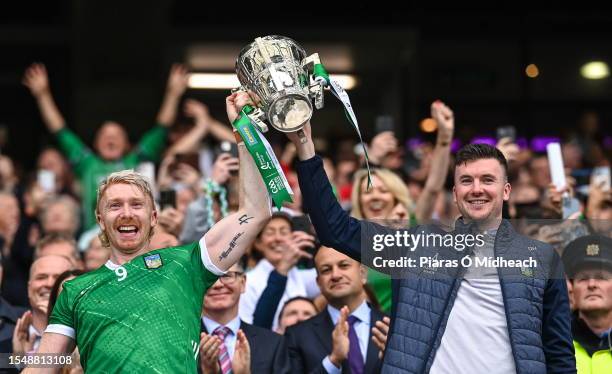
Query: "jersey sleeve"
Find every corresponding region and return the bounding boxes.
[54,127,95,176]
[46,282,76,339]
[133,125,168,162]
[192,238,225,291]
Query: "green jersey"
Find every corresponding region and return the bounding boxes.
[55,125,167,230]
[47,239,219,373]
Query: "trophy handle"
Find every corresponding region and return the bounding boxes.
[302,53,321,69]
[310,82,325,110]
[231,90,269,133]
[302,54,325,110]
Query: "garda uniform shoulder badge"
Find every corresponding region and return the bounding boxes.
[144,253,163,269]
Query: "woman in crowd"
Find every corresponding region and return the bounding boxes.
[350,101,455,312]
[239,212,319,331]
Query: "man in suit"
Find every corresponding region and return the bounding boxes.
[1,258,26,359]
[285,246,390,374]
[199,262,290,374]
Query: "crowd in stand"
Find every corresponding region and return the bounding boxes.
[0,62,610,373]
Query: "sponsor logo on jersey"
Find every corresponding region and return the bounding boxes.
[144,253,163,269]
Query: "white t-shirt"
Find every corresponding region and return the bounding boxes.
[430,230,516,374]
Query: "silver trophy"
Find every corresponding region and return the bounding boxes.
[235,35,326,135]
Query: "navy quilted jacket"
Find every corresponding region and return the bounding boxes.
[296,156,576,374]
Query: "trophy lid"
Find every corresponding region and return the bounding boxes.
[235,35,307,87]
[236,35,305,62]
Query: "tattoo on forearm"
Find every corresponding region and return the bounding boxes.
[238,215,253,225]
[219,232,244,261]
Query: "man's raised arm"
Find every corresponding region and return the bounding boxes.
[203,92,272,271]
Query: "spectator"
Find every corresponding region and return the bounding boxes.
[0,192,20,257]
[179,153,239,243]
[34,234,83,270]
[156,97,237,241]
[508,182,541,219]
[562,235,611,373]
[367,131,404,172]
[149,230,179,250]
[238,212,319,331]
[36,147,79,198]
[12,255,72,354]
[39,195,80,238]
[0,155,18,194]
[165,98,235,160]
[23,63,189,230]
[349,101,454,313]
[285,246,389,374]
[156,152,203,239]
[275,296,318,335]
[200,262,290,374]
[528,154,552,191]
[82,236,109,271]
[587,176,612,237]
[0,259,26,354]
[0,191,33,307]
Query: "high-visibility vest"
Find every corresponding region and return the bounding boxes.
[574,340,612,374]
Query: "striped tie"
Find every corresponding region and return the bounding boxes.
[213,326,233,374]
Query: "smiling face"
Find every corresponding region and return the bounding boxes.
[28,255,72,315]
[203,264,245,313]
[315,246,366,305]
[572,267,612,314]
[453,158,511,230]
[359,175,396,220]
[94,122,129,161]
[97,183,157,255]
[255,216,292,267]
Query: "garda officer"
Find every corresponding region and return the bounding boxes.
[563,234,612,374]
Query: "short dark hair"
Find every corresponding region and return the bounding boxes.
[278,296,318,324]
[35,233,79,260]
[256,211,293,239]
[454,143,508,179]
[47,269,85,324]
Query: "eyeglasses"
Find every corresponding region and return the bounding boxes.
[218,271,244,286]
